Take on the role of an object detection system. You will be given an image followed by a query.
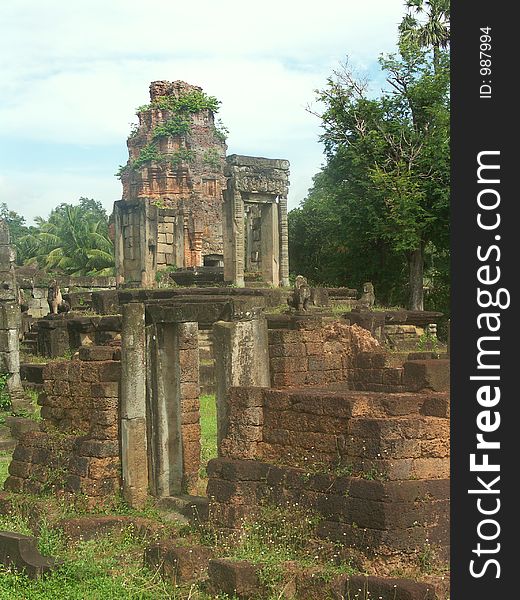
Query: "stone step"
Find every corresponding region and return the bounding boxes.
[4,417,40,439]
[20,363,46,385]
[20,341,37,352]
[0,437,16,451]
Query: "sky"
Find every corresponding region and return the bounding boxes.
[0,0,404,224]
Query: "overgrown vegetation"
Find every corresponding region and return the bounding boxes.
[152,115,192,140]
[137,89,221,115]
[0,374,11,411]
[118,144,195,178]
[117,87,227,179]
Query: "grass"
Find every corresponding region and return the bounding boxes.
[199,394,217,481]
[0,451,12,488]
[0,525,180,599]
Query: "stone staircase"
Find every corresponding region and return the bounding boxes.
[19,321,40,356]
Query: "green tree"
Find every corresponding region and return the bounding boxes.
[291,42,449,311]
[17,200,114,276]
[399,0,450,71]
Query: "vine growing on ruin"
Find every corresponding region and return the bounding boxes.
[116,88,226,179]
[116,144,195,178]
[202,148,222,170]
[151,114,192,140]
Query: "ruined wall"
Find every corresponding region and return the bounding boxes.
[268,320,406,392]
[219,386,449,475]
[0,222,26,410]
[209,319,450,565]
[34,315,121,358]
[208,456,449,564]
[210,383,450,563]
[5,349,121,506]
[17,273,117,318]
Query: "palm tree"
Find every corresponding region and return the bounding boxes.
[17,203,115,276]
[399,0,450,72]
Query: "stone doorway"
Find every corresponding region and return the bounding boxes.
[119,298,270,508]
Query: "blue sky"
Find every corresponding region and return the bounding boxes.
[0,0,404,224]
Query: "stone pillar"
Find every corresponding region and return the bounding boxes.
[120,302,149,508]
[113,203,124,287]
[0,222,27,411]
[223,189,245,287]
[278,196,290,287]
[260,202,279,287]
[213,317,270,449]
[177,322,200,493]
[174,214,185,269]
[139,200,158,288]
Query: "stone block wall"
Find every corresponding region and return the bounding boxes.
[17,274,117,318]
[208,458,449,563]
[209,357,450,564]
[0,221,26,410]
[220,387,449,477]
[5,353,121,506]
[35,315,121,358]
[268,320,406,392]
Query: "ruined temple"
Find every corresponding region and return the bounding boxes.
[114,80,227,286]
[114,80,290,288]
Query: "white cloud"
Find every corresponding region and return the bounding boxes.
[0,0,404,218]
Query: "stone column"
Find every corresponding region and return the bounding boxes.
[120,302,149,508]
[139,200,158,288]
[278,196,290,287]
[213,317,270,449]
[260,202,279,287]
[113,203,125,287]
[223,189,245,287]
[177,322,200,493]
[174,214,185,269]
[0,222,27,412]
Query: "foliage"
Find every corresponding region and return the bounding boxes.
[0,527,179,599]
[131,142,164,170]
[118,144,195,178]
[0,451,11,488]
[15,198,115,276]
[399,0,450,70]
[0,373,11,411]
[137,89,221,115]
[290,18,449,312]
[212,118,229,143]
[231,504,321,566]
[152,114,192,140]
[202,148,223,170]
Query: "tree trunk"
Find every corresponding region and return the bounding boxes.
[408,246,424,311]
[433,44,440,74]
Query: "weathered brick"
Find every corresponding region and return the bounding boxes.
[91,382,119,398]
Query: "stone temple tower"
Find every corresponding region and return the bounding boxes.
[114,80,227,287]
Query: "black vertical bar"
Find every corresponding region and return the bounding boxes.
[451,1,515,598]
